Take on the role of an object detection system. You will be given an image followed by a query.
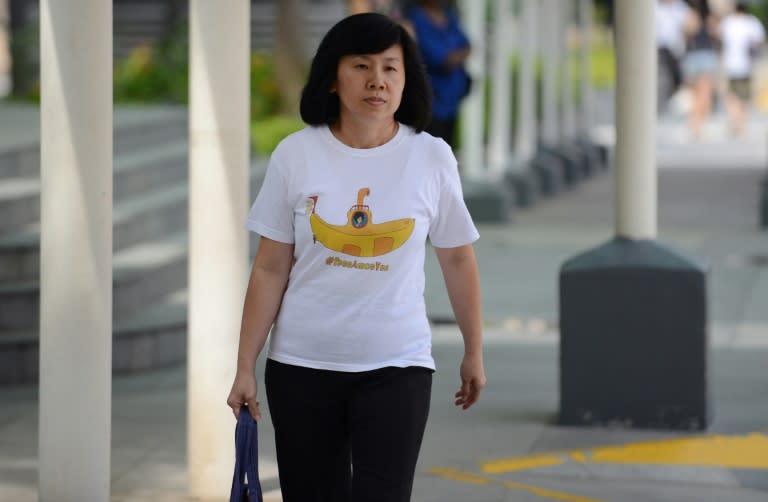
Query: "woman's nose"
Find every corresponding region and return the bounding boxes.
[368,72,385,89]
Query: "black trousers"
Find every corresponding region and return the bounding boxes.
[265,359,433,502]
[658,48,682,96]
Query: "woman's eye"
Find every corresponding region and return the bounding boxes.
[356,64,368,69]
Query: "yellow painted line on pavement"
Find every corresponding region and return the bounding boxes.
[570,451,588,463]
[589,433,768,469]
[482,453,564,474]
[481,433,768,475]
[429,467,605,502]
[429,467,492,485]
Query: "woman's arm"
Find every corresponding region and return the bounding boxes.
[434,243,486,410]
[227,236,294,420]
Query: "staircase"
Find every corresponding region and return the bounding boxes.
[0,106,266,384]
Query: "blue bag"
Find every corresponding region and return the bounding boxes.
[229,406,264,502]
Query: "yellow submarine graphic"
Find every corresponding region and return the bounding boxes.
[307,188,414,257]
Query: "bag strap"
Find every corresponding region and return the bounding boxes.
[229,406,264,502]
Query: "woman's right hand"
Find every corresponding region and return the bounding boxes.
[226,371,261,421]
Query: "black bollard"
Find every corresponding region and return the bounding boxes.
[530,150,567,197]
[504,158,540,208]
[461,178,514,223]
[559,238,709,430]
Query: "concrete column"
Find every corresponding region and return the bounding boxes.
[540,0,560,145]
[614,0,656,239]
[579,0,594,134]
[514,0,538,161]
[38,1,112,500]
[458,0,486,178]
[188,1,250,498]
[561,2,577,139]
[488,0,512,174]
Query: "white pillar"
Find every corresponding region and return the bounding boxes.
[188,1,251,498]
[540,0,560,145]
[515,0,538,162]
[458,0,486,179]
[38,1,112,500]
[561,2,577,140]
[579,0,594,134]
[615,0,657,239]
[488,0,512,175]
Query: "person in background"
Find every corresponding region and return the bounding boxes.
[657,0,691,112]
[720,1,766,137]
[682,0,719,139]
[406,0,471,149]
[227,12,486,502]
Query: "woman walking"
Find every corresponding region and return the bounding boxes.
[227,13,485,502]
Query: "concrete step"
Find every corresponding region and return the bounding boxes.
[0,232,188,331]
[0,178,39,233]
[0,112,187,179]
[0,161,266,282]
[0,182,187,283]
[0,193,262,384]
[0,140,189,237]
[0,163,266,328]
[0,289,188,385]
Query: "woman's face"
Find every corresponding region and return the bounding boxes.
[331,44,405,127]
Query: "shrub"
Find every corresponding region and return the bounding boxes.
[251,115,305,156]
[113,24,188,104]
[250,52,282,121]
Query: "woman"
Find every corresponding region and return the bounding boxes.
[682,0,719,138]
[226,13,486,502]
[405,0,471,148]
[720,1,766,136]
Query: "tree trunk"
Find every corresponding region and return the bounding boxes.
[275,0,306,116]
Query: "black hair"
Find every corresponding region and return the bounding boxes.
[691,0,711,18]
[299,13,432,132]
[735,2,749,14]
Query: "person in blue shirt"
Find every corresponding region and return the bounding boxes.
[406,0,471,148]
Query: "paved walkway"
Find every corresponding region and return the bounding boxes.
[1,103,767,501]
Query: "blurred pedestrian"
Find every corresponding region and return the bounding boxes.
[657,0,691,111]
[226,12,486,502]
[682,0,719,138]
[720,1,766,136]
[405,0,471,148]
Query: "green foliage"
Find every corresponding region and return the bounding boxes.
[588,42,615,90]
[8,21,39,101]
[593,1,612,26]
[250,52,282,120]
[748,3,768,30]
[251,115,305,156]
[112,35,284,128]
[113,24,189,104]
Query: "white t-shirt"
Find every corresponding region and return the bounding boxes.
[721,13,766,78]
[246,124,479,372]
[656,0,690,56]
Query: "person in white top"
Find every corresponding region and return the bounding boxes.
[226,12,486,502]
[720,1,766,135]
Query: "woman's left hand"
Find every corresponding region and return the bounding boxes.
[455,352,486,410]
